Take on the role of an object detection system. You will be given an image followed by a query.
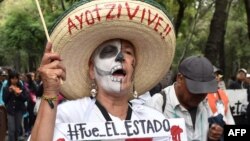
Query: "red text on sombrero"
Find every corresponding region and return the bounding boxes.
[67,1,172,39]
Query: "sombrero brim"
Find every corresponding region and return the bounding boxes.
[50,0,176,99]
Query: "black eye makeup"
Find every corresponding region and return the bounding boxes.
[99,45,118,59]
[124,48,134,56]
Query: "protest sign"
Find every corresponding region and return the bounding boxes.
[226,89,248,116]
[54,118,187,141]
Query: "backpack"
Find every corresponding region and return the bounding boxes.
[160,90,166,112]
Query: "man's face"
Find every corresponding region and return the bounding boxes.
[92,39,136,95]
[2,75,7,81]
[177,74,207,109]
[236,71,246,81]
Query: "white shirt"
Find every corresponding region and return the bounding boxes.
[146,85,211,141]
[54,97,169,141]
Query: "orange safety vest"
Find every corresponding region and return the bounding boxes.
[207,89,229,114]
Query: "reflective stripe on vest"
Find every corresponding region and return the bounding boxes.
[207,89,229,114]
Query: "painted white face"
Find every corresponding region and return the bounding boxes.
[93,39,127,94]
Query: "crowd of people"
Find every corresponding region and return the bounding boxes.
[1,58,249,141]
[0,69,44,141]
[0,68,67,141]
[0,0,250,141]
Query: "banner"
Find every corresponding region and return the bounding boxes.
[226,89,248,116]
[54,118,187,141]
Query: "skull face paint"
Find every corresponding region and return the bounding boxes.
[92,39,135,94]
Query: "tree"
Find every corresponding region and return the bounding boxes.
[205,0,229,71]
[0,0,75,72]
[244,0,250,40]
[0,0,249,83]
[175,0,188,36]
[0,0,45,72]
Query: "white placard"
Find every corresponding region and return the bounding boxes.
[226,89,248,116]
[54,118,187,141]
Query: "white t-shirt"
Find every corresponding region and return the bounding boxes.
[52,97,169,141]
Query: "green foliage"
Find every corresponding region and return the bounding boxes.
[171,0,214,64]
[0,0,249,82]
[225,0,249,77]
[161,0,249,82]
[0,0,73,72]
[0,0,44,71]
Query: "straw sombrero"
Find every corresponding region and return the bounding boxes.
[50,0,176,99]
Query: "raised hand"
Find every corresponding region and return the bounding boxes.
[37,42,66,96]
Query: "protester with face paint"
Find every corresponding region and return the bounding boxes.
[29,0,177,141]
[90,40,136,96]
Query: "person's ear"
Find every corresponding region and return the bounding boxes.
[89,61,95,79]
[176,73,183,83]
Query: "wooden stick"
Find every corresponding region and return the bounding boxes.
[35,0,51,42]
[35,0,64,84]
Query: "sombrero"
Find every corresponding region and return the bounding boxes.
[50,0,176,99]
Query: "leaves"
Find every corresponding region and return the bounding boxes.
[0,0,249,81]
[0,0,74,72]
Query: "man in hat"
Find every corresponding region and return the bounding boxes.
[0,70,8,105]
[228,68,247,89]
[147,55,223,141]
[207,66,235,125]
[0,69,7,140]
[213,66,226,90]
[228,68,248,125]
[29,0,180,141]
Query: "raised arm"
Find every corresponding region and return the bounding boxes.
[30,42,66,141]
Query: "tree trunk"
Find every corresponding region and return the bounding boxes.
[204,0,228,68]
[178,0,201,63]
[14,49,21,72]
[61,0,66,11]
[28,54,37,72]
[244,0,250,40]
[175,0,187,36]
